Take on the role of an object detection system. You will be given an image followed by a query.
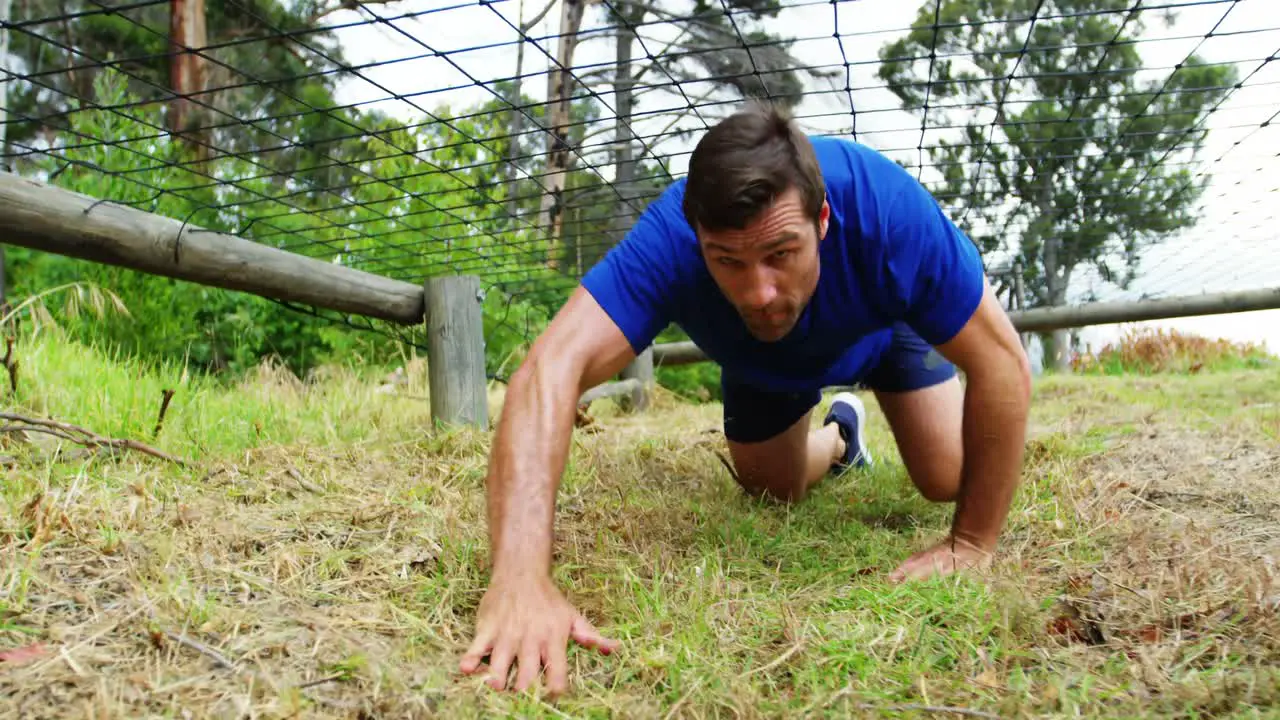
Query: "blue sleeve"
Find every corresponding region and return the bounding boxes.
[579,193,682,354]
[865,169,986,346]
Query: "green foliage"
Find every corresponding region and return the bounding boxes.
[604,0,836,108]
[877,0,1239,308]
[647,326,721,403]
[4,0,833,391]
[5,69,396,377]
[3,0,580,382]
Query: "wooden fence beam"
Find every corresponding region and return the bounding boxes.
[424,275,489,429]
[0,171,425,324]
[578,378,641,406]
[652,286,1280,367]
[652,340,704,367]
[1012,286,1280,333]
[618,346,654,411]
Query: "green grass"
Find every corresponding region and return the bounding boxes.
[2,331,1278,718]
[6,328,443,459]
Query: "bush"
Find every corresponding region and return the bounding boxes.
[656,362,722,403]
[1071,326,1274,375]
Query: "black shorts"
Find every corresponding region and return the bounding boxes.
[721,323,956,444]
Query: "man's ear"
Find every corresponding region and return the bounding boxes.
[817,199,831,241]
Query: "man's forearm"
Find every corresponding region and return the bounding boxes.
[950,360,1031,550]
[485,356,582,579]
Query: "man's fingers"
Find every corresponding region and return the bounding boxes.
[512,639,543,693]
[459,628,495,674]
[486,641,516,691]
[544,633,570,698]
[570,614,619,655]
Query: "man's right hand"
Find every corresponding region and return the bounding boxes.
[458,571,619,697]
[461,287,635,697]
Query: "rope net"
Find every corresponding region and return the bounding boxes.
[3,0,1277,364]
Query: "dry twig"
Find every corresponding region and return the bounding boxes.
[0,412,189,467]
[3,336,17,395]
[153,388,176,437]
[161,630,235,671]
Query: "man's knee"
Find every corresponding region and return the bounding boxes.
[728,443,809,503]
[734,465,807,503]
[917,477,959,503]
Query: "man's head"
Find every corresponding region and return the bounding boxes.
[682,102,829,342]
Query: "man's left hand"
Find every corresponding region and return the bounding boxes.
[888,535,993,583]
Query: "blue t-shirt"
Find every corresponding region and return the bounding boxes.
[580,135,986,392]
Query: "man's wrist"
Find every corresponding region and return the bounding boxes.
[490,547,551,583]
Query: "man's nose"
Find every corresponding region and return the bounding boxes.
[741,267,778,310]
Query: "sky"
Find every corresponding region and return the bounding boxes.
[317,0,1278,356]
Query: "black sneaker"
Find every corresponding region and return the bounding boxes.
[823,391,873,471]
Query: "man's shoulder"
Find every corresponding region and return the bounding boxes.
[613,178,698,262]
[809,135,918,202]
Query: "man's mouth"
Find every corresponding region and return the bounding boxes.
[759,308,789,324]
[745,308,790,332]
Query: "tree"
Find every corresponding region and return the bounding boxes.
[524,0,837,268]
[877,0,1238,369]
[6,0,393,197]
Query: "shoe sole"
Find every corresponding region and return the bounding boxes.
[830,391,873,467]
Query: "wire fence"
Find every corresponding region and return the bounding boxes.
[2,0,1277,367]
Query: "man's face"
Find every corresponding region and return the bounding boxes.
[697,187,829,342]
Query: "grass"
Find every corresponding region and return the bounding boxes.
[2,329,1278,718]
[1072,325,1275,376]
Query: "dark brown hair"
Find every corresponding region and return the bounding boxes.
[682,101,825,233]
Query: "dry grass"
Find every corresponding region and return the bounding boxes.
[1,333,1278,718]
[1072,325,1275,375]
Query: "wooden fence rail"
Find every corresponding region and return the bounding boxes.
[0,172,426,324]
[0,171,653,429]
[650,286,1280,367]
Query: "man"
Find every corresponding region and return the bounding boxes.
[459,102,1032,696]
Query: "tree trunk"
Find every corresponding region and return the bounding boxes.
[611,2,639,248]
[503,0,528,224]
[169,0,209,161]
[539,0,592,270]
[1013,261,1029,352]
[0,0,10,312]
[1040,234,1073,372]
[505,0,557,225]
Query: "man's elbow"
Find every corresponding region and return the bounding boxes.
[508,339,587,400]
[967,333,1032,409]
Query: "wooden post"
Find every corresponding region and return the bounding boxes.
[424,274,489,429]
[618,346,654,411]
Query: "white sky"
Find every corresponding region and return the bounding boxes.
[320,0,1278,354]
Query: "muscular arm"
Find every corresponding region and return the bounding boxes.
[860,151,1032,559]
[486,285,639,581]
[934,280,1033,550]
